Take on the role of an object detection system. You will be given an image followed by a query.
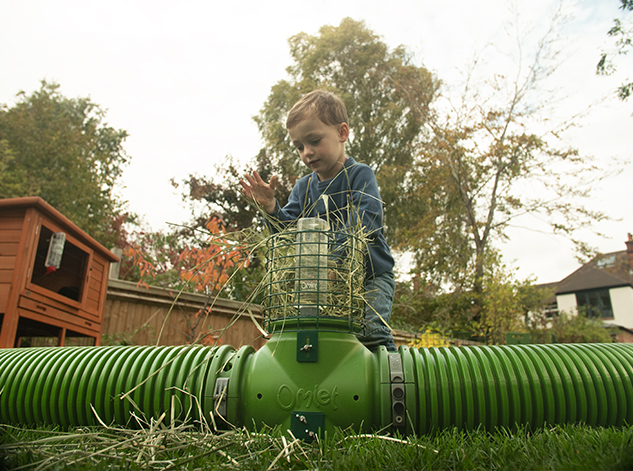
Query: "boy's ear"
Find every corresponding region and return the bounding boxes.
[338,123,349,142]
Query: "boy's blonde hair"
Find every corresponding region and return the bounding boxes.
[286,89,349,129]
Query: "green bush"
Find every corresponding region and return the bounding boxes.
[549,309,616,343]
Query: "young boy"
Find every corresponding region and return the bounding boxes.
[240,89,397,352]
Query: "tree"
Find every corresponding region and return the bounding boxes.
[0,138,28,197]
[122,217,262,303]
[393,10,611,326]
[173,151,279,234]
[0,81,130,246]
[476,260,550,342]
[390,279,476,333]
[597,0,633,100]
[176,18,439,240]
[391,252,551,341]
[547,309,615,343]
[119,227,186,289]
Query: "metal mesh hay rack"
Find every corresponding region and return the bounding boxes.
[262,217,367,333]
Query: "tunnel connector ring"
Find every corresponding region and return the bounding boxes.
[388,353,406,430]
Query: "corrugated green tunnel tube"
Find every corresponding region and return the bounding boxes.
[2,324,633,438]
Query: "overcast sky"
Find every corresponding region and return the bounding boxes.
[1,0,631,284]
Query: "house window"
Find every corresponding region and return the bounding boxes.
[575,289,613,319]
[544,302,559,319]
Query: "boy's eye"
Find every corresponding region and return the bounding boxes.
[311,139,321,145]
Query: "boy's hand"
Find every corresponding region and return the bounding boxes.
[239,171,278,214]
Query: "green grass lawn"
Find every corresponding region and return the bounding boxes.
[2,423,633,470]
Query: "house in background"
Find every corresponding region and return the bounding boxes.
[543,234,633,341]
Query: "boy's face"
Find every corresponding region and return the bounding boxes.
[288,114,349,181]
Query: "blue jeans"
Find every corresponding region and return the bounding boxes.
[356,271,397,352]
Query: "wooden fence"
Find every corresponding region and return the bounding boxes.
[102,279,267,349]
[102,279,421,350]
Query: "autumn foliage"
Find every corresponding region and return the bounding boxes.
[122,217,249,295]
[176,217,248,293]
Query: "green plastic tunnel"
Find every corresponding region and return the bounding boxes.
[2,321,633,438]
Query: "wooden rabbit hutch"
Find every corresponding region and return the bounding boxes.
[0,197,118,348]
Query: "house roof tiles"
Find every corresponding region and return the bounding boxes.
[555,250,633,295]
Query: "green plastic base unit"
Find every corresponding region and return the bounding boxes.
[239,328,389,435]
